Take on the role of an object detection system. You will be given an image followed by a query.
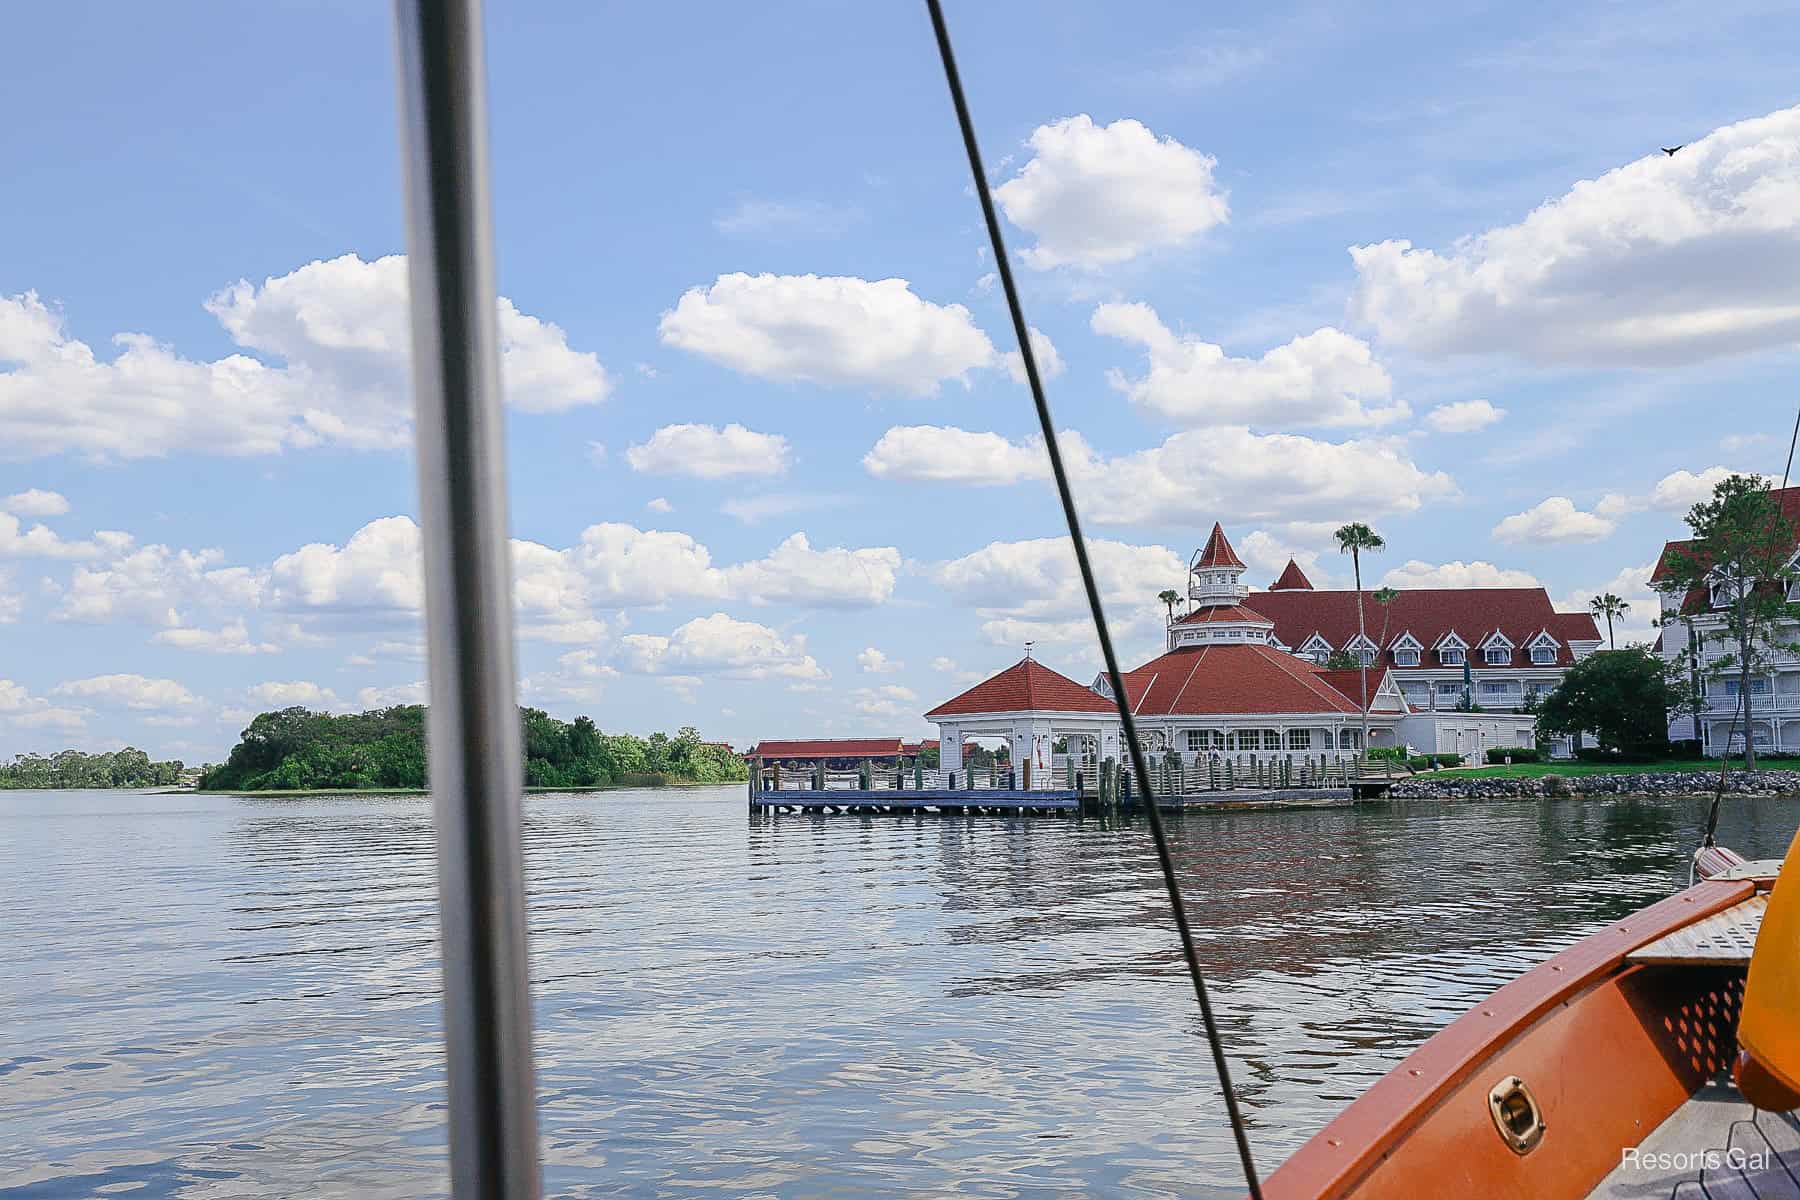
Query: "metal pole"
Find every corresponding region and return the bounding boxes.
[392,3,540,1198]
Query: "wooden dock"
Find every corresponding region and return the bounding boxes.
[749,785,1354,816]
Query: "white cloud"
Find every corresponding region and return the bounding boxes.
[1491,497,1616,545]
[356,682,427,709]
[719,492,854,524]
[714,198,863,238]
[721,534,901,609]
[863,425,1056,486]
[1557,564,1659,646]
[1240,530,1326,587]
[1598,466,1759,519]
[1076,428,1455,527]
[616,612,825,680]
[0,513,115,560]
[645,497,673,514]
[851,684,919,721]
[56,543,262,627]
[243,680,342,709]
[858,647,902,674]
[658,273,996,394]
[269,516,423,614]
[994,115,1228,268]
[1648,466,1749,512]
[54,673,201,711]
[1380,560,1541,589]
[1092,303,1402,428]
[1721,432,1772,453]
[0,254,607,460]
[4,489,69,517]
[999,327,1066,385]
[863,423,1454,527]
[625,423,792,478]
[934,537,1183,645]
[522,648,614,705]
[1349,106,1800,364]
[153,620,279,655]
[1424,399,1505,433]
[0,679,86,731]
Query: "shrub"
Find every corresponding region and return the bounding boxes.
[1485,747,1542,764]
[1407,753,1464,770]
[1668,739,1702,760]
[1367,746,1407,762]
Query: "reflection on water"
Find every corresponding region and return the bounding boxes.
[2,788,1794,1198]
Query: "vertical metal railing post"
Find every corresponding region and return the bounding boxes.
[392,2,541,1197]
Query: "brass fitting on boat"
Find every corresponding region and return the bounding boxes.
[1487,1075,1546,1155]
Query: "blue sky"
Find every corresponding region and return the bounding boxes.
[4,0,1799,762]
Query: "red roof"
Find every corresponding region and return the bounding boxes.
[1119,644,1365,716]
[1314,669,1408,712]
[1174,604,1274,625]
[925,657,1114,718]
[1242,588,1601,668]
[748,738,905,759]
[1269,558,1314,591]
[1193,522,1246,569]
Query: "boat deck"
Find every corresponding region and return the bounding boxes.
[1587,1080,1800,1199]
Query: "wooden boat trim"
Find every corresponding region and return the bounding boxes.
[1262,877,1757,1200]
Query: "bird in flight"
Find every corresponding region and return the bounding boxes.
[1661,145,1684,156]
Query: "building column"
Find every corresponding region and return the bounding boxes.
[939,723,963,771]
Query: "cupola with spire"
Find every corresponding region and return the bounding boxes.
[1169,523,1276,651]
[1269,557,1314,591]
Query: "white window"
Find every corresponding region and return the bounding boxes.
[1394,648,1419,666]
[1441,647,1465,666]
[1437,682,1462,695]
[1308,650,1328,664]
[1356,647,1376,666]
[1286,729,1311,749]
[1724,678,1772,697]
[1485,646,1509,665]
[1259,729,1282,750]
[1530,646,1555,665]
[1338,729,1362,749]
[1480,681,1518,695]
[1228,630,1243,639]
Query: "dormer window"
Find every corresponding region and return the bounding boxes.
[1440,647,1465,666]
[1395,648,1419,667]
[1530,645,1555,665]
[1485,646,1509,665]
[1357,647,1376,666]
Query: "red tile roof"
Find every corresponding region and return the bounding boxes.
[1119,644,1364,716]
[1314,669,1409,712]
[1269,558,1314,591]
[1241,588,1601,668]
[1174,604,1274,625]
[925,657,1114,718]
[1193,522,1246,569]
[748,738,905,759]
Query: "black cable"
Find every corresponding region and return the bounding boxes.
[921,5,1263,1196]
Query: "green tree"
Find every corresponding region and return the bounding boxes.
[1655,473,1799,768]
[1157,588,1181,624]
[1322,649,1359,670]
[1537,646,1684,757]
[1589,592,1630,650]
[1334,521,1387,752]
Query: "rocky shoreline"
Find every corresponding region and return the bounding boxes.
[1389,769,1800,800]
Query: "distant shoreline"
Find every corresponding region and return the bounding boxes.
[167,780,735,797]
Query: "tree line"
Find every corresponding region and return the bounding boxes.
[199,705,746,791]
[0,748,186,789]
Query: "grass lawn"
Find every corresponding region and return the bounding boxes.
[1413,760,1760,780]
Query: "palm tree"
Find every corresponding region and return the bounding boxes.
[1589,592,1629,650]
[1158,588,1181,624]
[1335,522,1387,753]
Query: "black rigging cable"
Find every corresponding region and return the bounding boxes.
[921,5,1263,1196]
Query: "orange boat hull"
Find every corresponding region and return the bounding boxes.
[1264,878,1756,1200]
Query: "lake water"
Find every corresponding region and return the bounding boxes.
[3,788,1796,1198]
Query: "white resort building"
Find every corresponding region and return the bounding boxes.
[925,524,1598,783]
[1653,485,1800,755]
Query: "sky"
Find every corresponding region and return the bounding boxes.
[3,0,1800,763]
